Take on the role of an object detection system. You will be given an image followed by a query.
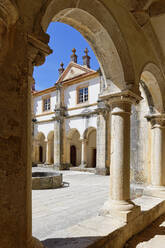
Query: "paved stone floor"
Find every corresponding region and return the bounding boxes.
[32,167,165,248]
[32,168,109,241]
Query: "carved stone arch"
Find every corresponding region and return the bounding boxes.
[67,128,80,139]
[0,0,18,59]
[34,0,135,91]
[140,62,165,113]
[0,0,18,27]
[47,130,54,141]
[83,127,96,140]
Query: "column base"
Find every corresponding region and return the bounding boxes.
[53,163,70,170]
[99,199,141,222]
[29,237,45,248]
[95,167,109,175]
[79,163,87,168]
[144,186,165,198]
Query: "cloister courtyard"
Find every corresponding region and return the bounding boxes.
[32,167,165,248]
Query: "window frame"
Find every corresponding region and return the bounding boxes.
[77,84,89,105]
[42,95,51,112]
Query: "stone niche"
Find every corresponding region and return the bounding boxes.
[32,172,63,189]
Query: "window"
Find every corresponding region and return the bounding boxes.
[43,97,50,111]
[78,87,88,103]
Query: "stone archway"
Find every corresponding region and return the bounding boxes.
[39,0,136,91]
[140,63,165,113]
[83,127,96,168]
[34,132,46,163]
[67,128,81,167]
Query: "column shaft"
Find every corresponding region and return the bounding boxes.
[110,103,131,201]
[144,115,165,197]
[151,126,163,186]
[96,112,107,175]
[100,91,142,222]
[54,119,62,167]
[80,139,87,167]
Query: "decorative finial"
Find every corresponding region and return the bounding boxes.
[84,48,88,56]
[83,48,91,68]
[71,48,77,63]
[58,62,65,76]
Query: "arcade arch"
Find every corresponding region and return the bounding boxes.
[34,132,46,163]
[83,127,97,168]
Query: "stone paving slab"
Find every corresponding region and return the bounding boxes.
[32,167,154,248]
[32,168,110,241]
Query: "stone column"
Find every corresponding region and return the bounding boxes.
[54,117,63,168]
[144,115,165,198]
[0,10,52,246]
[96,101,108,175]
[100,91,142,222]
[53,84,66,170]
[80,138,87,167]
[66,138,71,165]
[45,140,51,164]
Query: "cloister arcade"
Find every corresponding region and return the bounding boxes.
[33,127,97,168]
[1,1,165,248]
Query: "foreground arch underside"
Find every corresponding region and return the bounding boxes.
[1,0,165,248]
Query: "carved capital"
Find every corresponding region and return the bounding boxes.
[96,100,109,118]
[53,106,67,121]
[145,114,165,129]
[28,34,52,66]
[102,90,143,115]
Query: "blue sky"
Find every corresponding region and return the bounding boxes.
[33,22,100,91]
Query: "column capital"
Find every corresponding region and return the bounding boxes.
[96,100,109,117]
[80,138,87,143]
[53,106,67,121]
[100,90,142,105]
[145,114,165,128]
[103,90,142,115]
[27,33,52,66]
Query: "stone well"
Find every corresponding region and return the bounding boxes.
[32,172,63,190]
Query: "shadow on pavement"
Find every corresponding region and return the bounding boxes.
[124,214,165,247]
[42,236,101,248]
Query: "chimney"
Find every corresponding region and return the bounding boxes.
[71,48,77,63]
[83,48,90,68]
[58,62,65,76]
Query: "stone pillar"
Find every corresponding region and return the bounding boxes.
[66,138,71,165]
[80,138,87,167]
[53,84,66,170]
[0,9,51,246]
[144,115,165,198]
[96,101,108,175]
[100,91,142,222]
[45,140,51,164]
[54,118,62,168]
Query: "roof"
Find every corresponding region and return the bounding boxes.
[33,62,99,97]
